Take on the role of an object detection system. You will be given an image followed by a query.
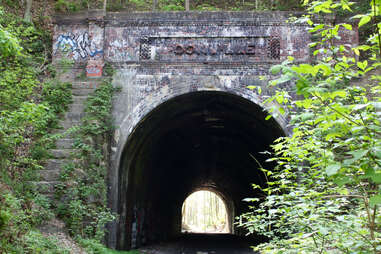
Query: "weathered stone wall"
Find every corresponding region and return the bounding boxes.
[52,11,358,250]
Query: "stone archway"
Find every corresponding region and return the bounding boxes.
[112,91,285,250]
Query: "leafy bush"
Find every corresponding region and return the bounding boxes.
[240,0,381,253]
[56,80,118,243]
[0,6,74,253]
[0,26,23,58]
[0,188,67,253]
[23,230,71,254]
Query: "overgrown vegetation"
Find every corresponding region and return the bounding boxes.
[52,0,304,12]
[55,78,119,252]
[240,0,381,253]
[0,5,73,253]
[0,3,129,251]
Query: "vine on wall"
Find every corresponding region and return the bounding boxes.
[56,76,120,249]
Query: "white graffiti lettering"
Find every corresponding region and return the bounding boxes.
[54,32,103,60]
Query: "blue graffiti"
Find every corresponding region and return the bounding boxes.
[55,32,103,60]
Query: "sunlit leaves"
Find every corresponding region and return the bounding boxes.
[241,0,381,253]
[357,60,368,70]
[359,15,371,28]
[369,195,381,206]
[0,27,23,58]
[325,163,341,176]
[270,64,282,75]
[341,23,352,31]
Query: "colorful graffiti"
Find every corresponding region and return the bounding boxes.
[54,32,103,60]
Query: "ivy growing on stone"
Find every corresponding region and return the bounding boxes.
[56,78,119,248]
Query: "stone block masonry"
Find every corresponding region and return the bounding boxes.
[37,81,101,197]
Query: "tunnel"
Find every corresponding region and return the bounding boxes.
[116,91,285,250]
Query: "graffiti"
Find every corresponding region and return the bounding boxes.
[168,43,256,56]
[147,37,271,62]
[55,32,103,60]
[86,65,102,77]
[106,39,135,61]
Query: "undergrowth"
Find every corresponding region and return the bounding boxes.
[0,6,73,253]
[53,0,304,12]
[55,76,120,252]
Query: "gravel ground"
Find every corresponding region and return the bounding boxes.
[138,234,258,254]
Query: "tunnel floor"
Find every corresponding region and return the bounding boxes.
[138,234,258,254]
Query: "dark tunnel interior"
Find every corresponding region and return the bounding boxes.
[116,91,285,250]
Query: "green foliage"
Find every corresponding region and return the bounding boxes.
[0,188,68,253]
[159,0,185,11]
[42,80,72,121]
[195,3,219,11]
[77,238,141,254]
[55,0,90,12]
[103,62,116,77]
[23,230,71,254]
[56,80,118,244]
[0,25,23,59]
[0,6,74,253]
[240,0,381,253]
[126,0,152,10]
[106,0,304,11]
[0,0,20,8]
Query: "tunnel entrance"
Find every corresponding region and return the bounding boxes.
[181,190,230,234]
[117,91,285,250]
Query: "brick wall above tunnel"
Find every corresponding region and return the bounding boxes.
[53,11,315,75]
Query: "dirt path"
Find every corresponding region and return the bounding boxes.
[138,234,258,254]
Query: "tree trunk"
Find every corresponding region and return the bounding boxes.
[153,0,158,11]
[103,0,107,11]
[24,0,33,23]
[185,0,189,11]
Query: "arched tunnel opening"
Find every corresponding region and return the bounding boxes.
[116,91,285,250]
[181,190,230,234]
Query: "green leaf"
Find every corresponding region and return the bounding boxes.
[273,74,292,85]
[270,65,282,75]
[331,90,347,98]
[316,64,332,76]
[351,14,365,19]
[358,15,371,28]
[257,86,262,94]
[299,112,314,121]
[374,146,381,159]
[326,163,341,176]
[370,174,381,183]
[292,64,317,76]
[347,149,368,161]
[357,60,368,70]
[334,176,352,186]
[325,132,342,141]
[341,24,352,30]
[369,195,381,206]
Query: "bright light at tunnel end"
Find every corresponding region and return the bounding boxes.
[181,190,230,234]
